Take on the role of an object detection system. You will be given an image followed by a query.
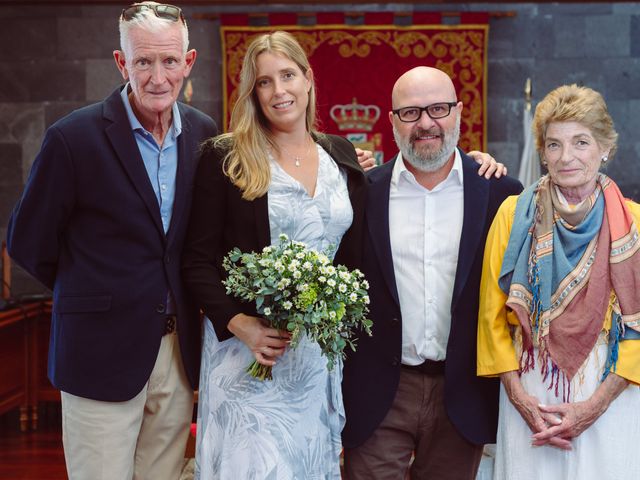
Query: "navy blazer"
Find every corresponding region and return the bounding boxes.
[181,134,366,342]
[6,87,217,402]
[342,150,523,448]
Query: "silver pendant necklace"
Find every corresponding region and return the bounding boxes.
[278,136,313,167]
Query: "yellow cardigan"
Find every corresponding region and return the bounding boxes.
[477,195,640,384]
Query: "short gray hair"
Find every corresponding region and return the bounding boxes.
[119,2,189,56]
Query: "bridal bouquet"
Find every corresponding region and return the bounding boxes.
[222,234,372,380]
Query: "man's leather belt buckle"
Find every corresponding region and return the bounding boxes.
[165,315,177,335]
[402,359,445,376]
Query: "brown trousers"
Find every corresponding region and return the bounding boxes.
[344,368,483,480]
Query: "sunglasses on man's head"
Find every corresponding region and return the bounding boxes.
[121,3,184,23]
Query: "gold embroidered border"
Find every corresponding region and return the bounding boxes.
[221,24,488,154]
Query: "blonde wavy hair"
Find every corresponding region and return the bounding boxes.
[533,84,618,164]
[216,31,319,200]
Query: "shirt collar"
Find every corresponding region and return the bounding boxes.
[391,147,464,190]
[119,83,182,138]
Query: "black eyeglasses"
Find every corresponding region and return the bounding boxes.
[392,102,458,123]
[121,3,184,23]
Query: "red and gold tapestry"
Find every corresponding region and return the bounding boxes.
[221,22,488,163]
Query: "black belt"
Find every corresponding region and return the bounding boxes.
[164,315,177,335]
[401,359,445,376]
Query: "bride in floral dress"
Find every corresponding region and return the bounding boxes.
[181,31,367,479]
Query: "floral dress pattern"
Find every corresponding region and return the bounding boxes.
[194,144,353,480]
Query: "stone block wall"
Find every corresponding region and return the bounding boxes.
[1,2,639,295]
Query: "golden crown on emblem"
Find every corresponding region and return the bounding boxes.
[330,98,381,132]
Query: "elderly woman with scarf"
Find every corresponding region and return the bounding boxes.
[477,84,640,480]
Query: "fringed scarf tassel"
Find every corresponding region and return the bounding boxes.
[519,346,535,375]
[520,240,542,376]
[602,311,623,382]
[524,241,572,401]
[533,340,571,401]
[528,237,542,339]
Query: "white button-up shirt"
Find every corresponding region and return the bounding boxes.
[389,149,464,364]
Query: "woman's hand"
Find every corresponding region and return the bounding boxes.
[532,402,599,446]
[532,373,629,446]
[500,371,572,450]
[227,313,291,366]
[468,150,507,179]
[355,148,376,172]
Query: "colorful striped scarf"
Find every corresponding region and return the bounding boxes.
[498,173,640,395]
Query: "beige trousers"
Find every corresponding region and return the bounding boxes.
[61,332,194,480]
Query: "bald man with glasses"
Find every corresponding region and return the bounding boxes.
[341,66,523,479]
[7,3,217,478]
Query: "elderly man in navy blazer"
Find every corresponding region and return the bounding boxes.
[342,66,523,479]
[6,3,216,479]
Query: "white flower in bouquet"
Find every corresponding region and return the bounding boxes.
[222,234,372,380]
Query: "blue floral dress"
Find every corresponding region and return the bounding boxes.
[195,144,353,480]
